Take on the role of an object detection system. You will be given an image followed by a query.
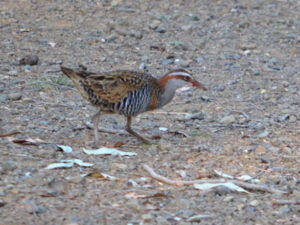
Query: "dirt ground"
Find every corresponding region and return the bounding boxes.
[0,0,299,224]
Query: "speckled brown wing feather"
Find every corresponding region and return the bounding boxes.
[81,70,157,103]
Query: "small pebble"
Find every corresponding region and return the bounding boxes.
[288,115,297,123]
[0,94,8,103]
[196,57,205,63]
[155,25,166,33]
[249,200,259,207]
[223,196,234,202]
[8,93,22,101]
[161,59,173,65]
[139,63,146,70]
[181,24,192,31]
[8,70,18,76]
[183,112,205,120]
[252,71,260,76]
[40,120,50,126]
[19,54,39,65]
[24,65,32,71]
[214,85,225,92]
[149,20,160,30]
[256,130,269,138]
[142,213,152,222]
[219,115,236,125]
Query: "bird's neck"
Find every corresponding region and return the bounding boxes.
[157,76,186,108]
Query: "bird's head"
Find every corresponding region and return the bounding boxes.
[159,69,207,91]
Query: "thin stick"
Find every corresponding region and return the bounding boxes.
[272,199,300,205]
[0,131,21,137]
[142,164,286,194]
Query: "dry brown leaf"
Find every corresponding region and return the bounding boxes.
[13,138,48,145]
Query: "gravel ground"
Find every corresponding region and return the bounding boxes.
[0,0,299,224]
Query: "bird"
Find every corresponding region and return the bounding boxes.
[60,66,207,145]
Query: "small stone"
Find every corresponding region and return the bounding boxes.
[155,25,166,33]
[252,71,260,76]
[139,63,146,70]
[288,115,297,122]
[196,57,205,63]
[281,81,289,87]
[243,49,251,56]
[213,85,225,92]
[8,93,22,101]
[142,213,152,222]
[223,196,234,202]
[0,199,7,207]
[161,59,173,65]
[181,24,192,31]
[256,130,269,138]
[40,120,50,126]
[183,112,205,120]
[8,70,18,76]
[149,20,160,30]
[219,115,236,125]
[280,114,290,121]
[0,94,8,103]
[24,65,32,71]
[19,54,39,65]
[249,200,259,207]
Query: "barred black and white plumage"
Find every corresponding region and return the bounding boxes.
[60,66,207,145]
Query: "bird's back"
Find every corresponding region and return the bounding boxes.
[61,66,161,116]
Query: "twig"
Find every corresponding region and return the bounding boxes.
[143,164,225,187]
[142,164,286,194]
[272,199,300,205]
[0,131,21,137]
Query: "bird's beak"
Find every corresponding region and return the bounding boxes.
[192,80,207,91]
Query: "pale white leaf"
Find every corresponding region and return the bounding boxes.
[159,127,168,131]
[186,214,212,222]
[83,147,137,156]
[62,159,93,167]
[48,42,56,47]
[214,170,234,179]
[57,145,73,153]
[44,162,74,170]
[194,182,249,193]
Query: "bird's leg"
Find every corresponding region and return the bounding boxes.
[91,109,101,146]
[126,117,151,144]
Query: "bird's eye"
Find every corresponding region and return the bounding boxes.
[183,76,189,81]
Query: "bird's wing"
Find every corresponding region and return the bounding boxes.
[82,71,153,103]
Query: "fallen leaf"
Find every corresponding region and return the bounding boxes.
[194,182,249,193]
[168,130,189,137]
[44,162,74,170]
[13,138,48,145]
[62,159,93,167]
[104,141,125,148]
[0,131,21,137]
[256,146,266,153]
[85,170,117,180]
[125,192,147,199]
[57,145,73,153]
[186,214,212,222]
[159,127,168,131]
[83,147,137,156]
[214,170,234,179]
[44,159,93,169]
